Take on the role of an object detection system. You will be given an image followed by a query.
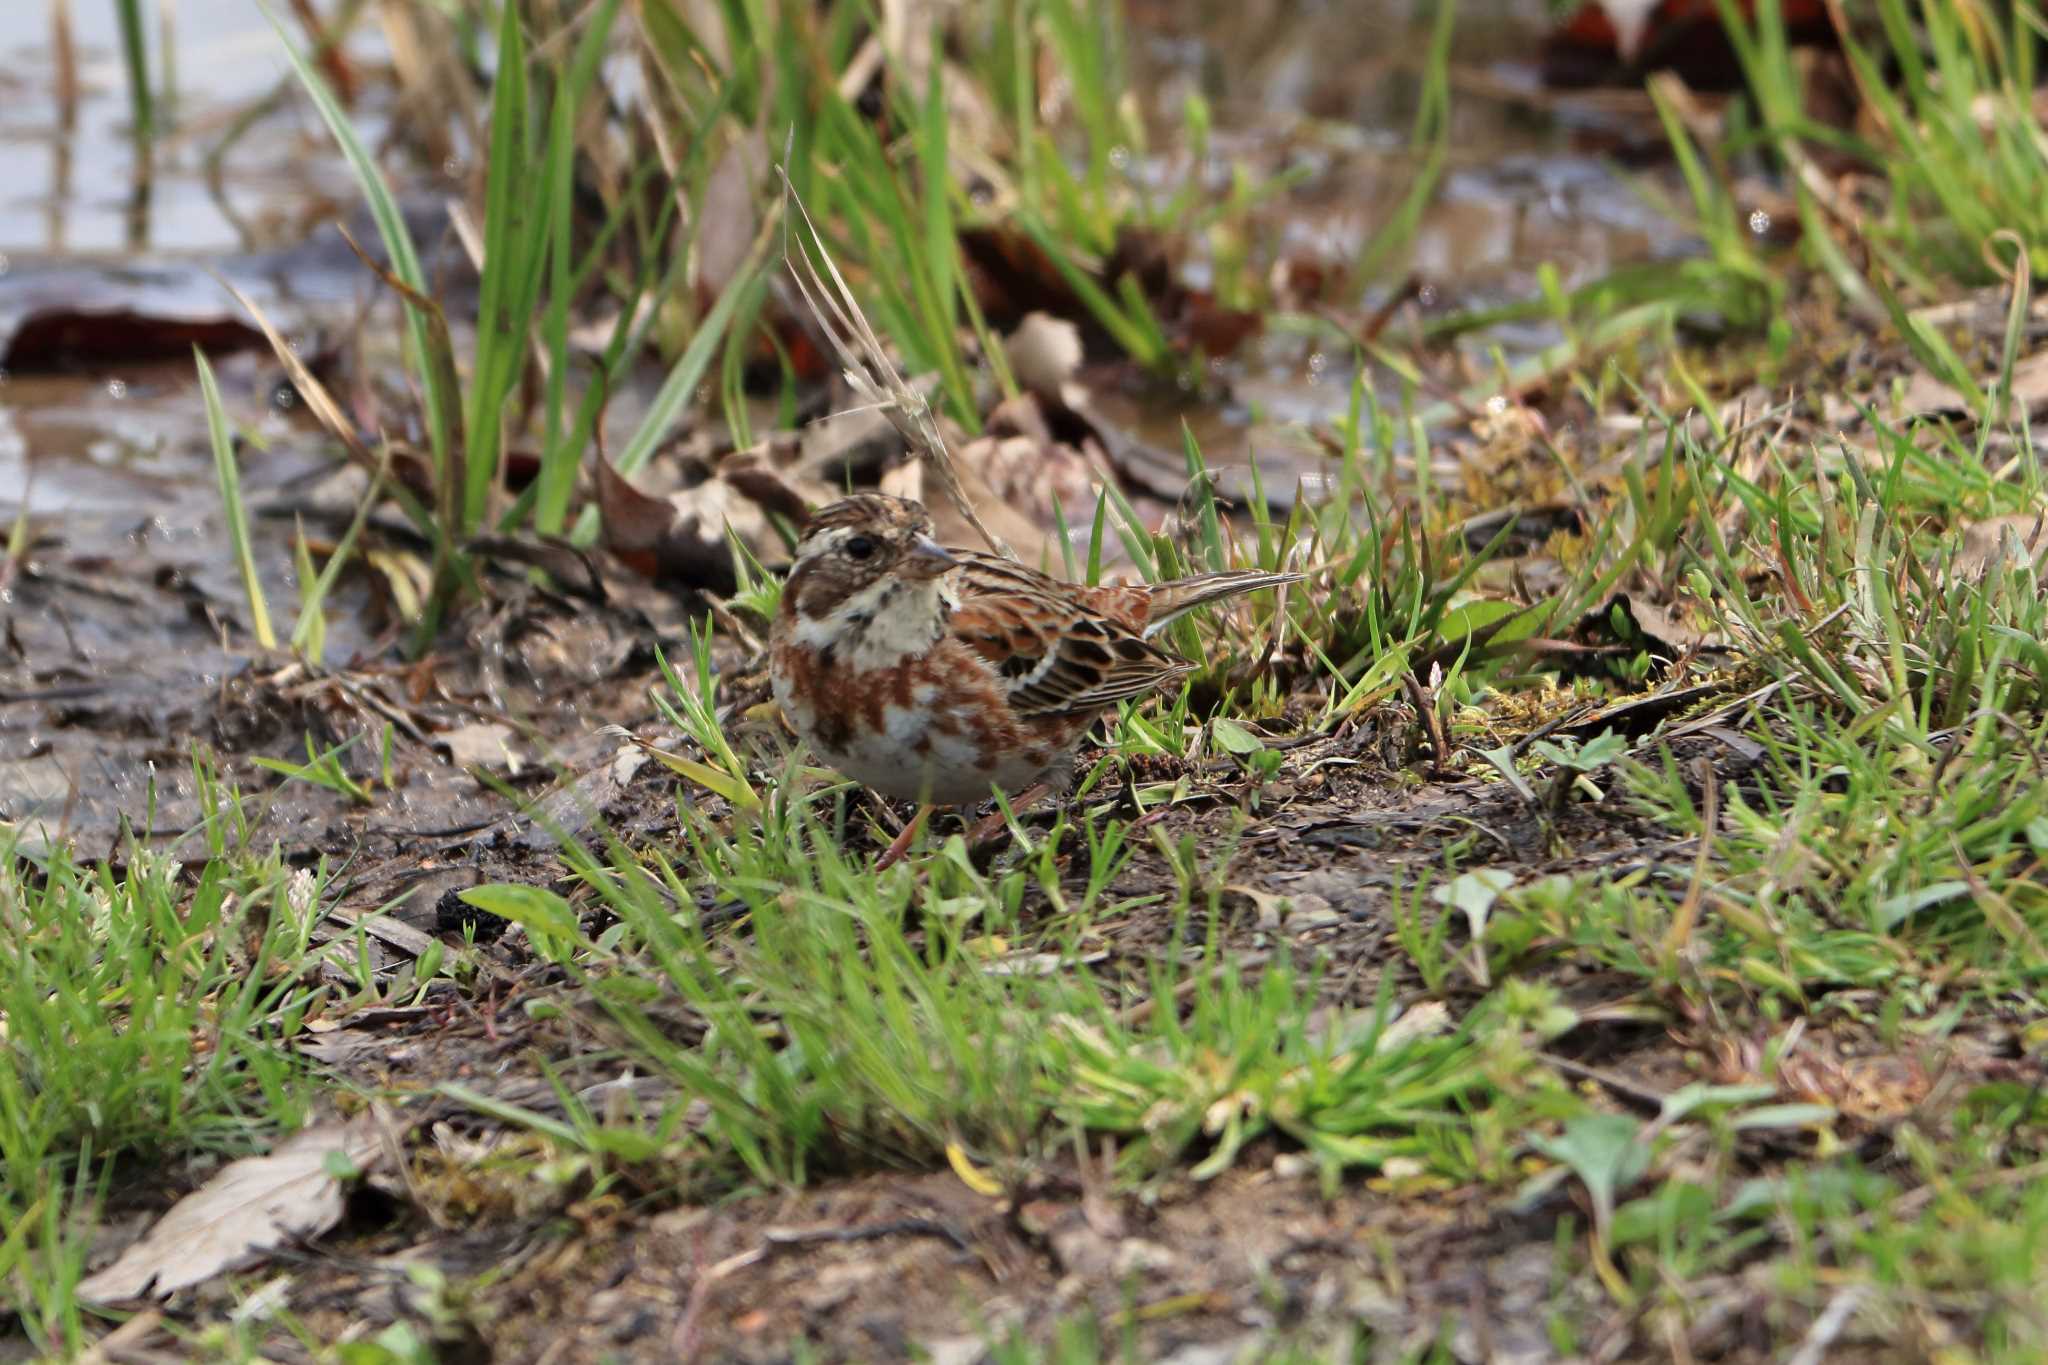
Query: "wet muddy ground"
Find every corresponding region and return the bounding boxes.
[0,0,1679,857]
[0,0,1581,839]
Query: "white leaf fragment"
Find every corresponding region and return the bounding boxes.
[79,1119,383,1303]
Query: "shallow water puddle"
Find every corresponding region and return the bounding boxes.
[0,0,387,257]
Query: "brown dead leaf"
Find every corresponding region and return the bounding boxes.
[1954,512,2048,578]
[1173,290,1263,359]
[590,450,689,577]
[79,1118,384,1303]
[2,307,266,373]
[720,453,816,527]
[960,225,1084,328]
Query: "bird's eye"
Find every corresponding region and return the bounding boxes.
[844,535,877,561]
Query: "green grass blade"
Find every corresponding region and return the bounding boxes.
[1354,0,1454,284]
[261,0,458,524]
[195,349,275,652]
[113,0,153,142]
[290,448,388,656]
[463,0,541,533]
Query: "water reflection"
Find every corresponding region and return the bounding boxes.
[0,0,371,255]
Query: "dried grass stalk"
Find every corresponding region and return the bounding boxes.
[778,164,1014,560]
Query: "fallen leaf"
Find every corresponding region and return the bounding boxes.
[592,451,828,592]
[1954,512,2048,578]
[1897,348,2048,422]
[1172,289,1262,359]
[946,1141,1005,1197]
[1581,592,1727,656]
[79,1119,384,1303]
[959,225,1083,327]
[438,721,522,772]
[1,307,266,372]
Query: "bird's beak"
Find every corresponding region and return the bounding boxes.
[904,536,960,578]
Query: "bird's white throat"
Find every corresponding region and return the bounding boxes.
[792,573,953,669]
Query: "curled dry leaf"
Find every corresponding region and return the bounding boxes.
[78,1118,384,1303]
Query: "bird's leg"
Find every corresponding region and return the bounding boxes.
[875,804,932,870]
[965,782,1056,848]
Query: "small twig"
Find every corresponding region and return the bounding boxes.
[50,0,78,128]
[1659,756,1719,963]
[1783,1284,1866,1365]
[1402,672,1452,773]
[215,274,379,471]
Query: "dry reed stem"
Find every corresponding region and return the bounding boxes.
[778,163,1014,559]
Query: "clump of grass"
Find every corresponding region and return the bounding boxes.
[0,829,323,1353]
[1726,0,2048,286]
[254,0,774,642]
[459,798,1083,1185]
[1052,969,1501,1184]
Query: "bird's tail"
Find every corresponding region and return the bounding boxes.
[1141,569,1306,637]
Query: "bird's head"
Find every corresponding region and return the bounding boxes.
[780,494,960,634]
